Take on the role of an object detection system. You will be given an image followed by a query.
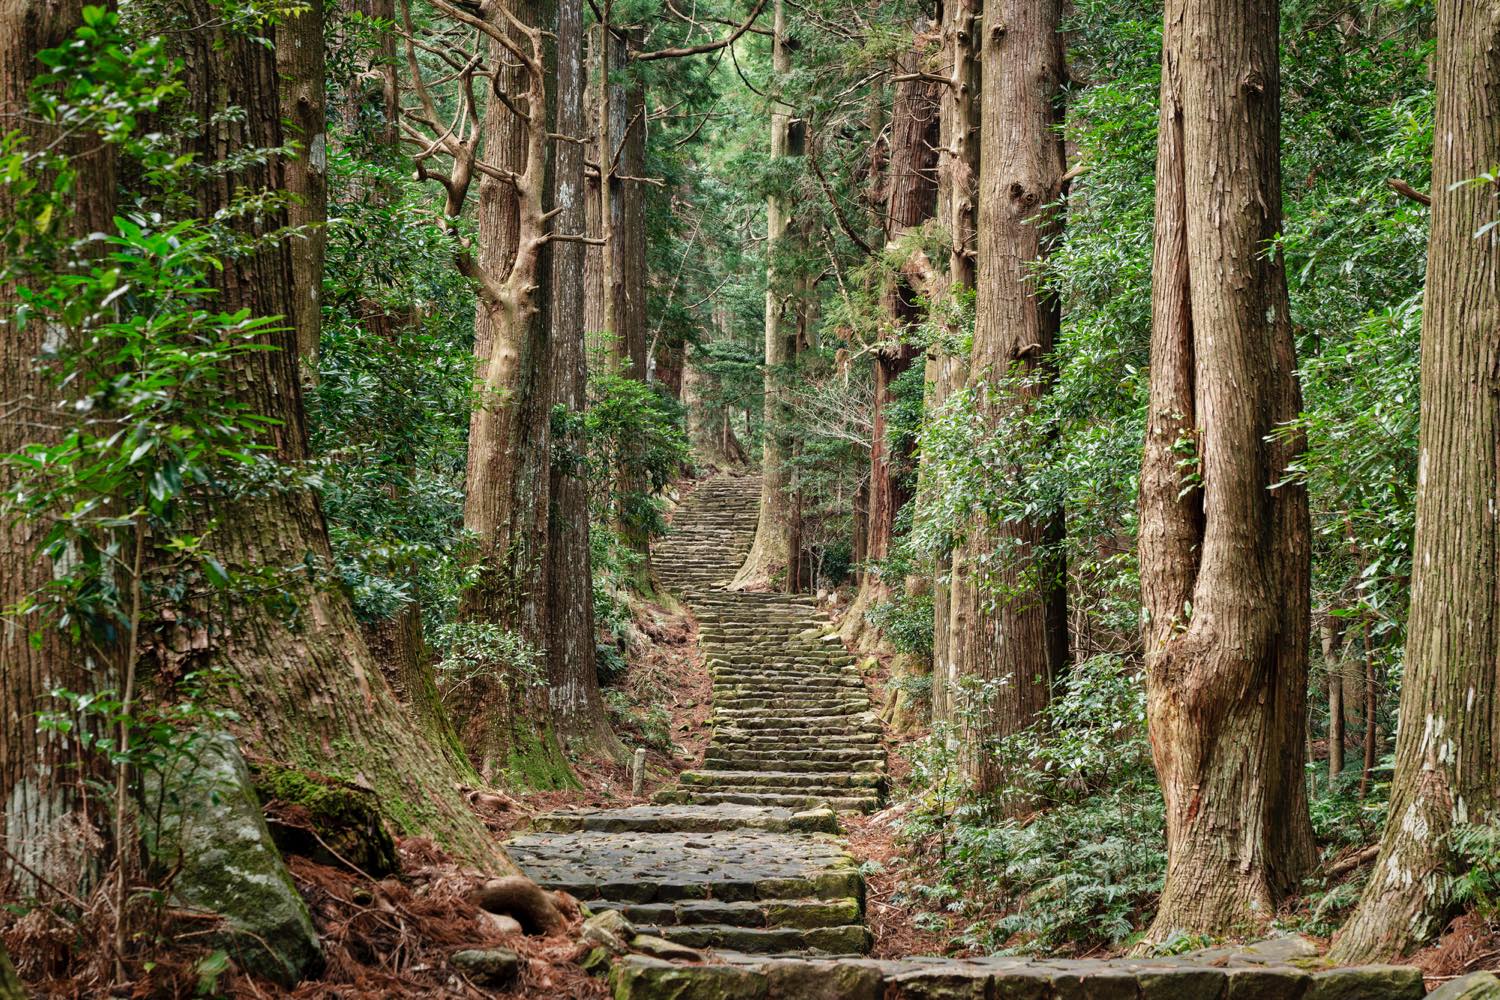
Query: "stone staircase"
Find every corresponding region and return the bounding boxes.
[507,474,879,957]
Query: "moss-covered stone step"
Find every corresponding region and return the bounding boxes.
[585,895,861,929]
[656,788,881,812]
[507,828,863,903]
[681,770,884,791]
[529,803,839,834]
[704,757,885,775]
[638,922,873,955]
[610,953,1427,1000]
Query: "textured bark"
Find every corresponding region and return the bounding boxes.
[453,0,575,788]
[612,36,653,586]
[362,606,469,776]
[547,0,624,763]
[277,0,327,377]
[175,3,507,867]
[1137,0,1314,942]
[843,41,941,650]
[0,0,116,898]
[928,0,980,724]
[949,0,1068,800]
[1320,616,1346,783]
[733,0,794,590]
[1330,0,1500,957]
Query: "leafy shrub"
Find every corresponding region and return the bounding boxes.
[899,656,1165,954]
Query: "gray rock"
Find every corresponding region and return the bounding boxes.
[582,908,636,953]
[1428,973,1500,1000]
[763,958,882,1000]
[1304,964,1424,1000]
[632,932,706,962]
[140,732,321,986]
[451,947,520,985]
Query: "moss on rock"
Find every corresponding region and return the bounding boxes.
[252,762,398,876]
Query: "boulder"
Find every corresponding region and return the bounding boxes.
[140,732,322,986]
[451,947,520,986]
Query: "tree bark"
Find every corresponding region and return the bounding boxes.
[1137,0,1314,942]
[843,38,941,649]
[612,34,653,588]
[453,0,576,789]
[175,2,507,867]
[1330,1,1500,959]
[733,0,795,590]
[928,0,980,725]
[1320,615,1346,783]
[547,0,626,763]
[0,0,117,899]
[277,0,327,379]
[948,0,1068,801]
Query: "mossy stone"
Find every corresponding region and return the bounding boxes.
[252,762,398,876]
[141,733,322,987]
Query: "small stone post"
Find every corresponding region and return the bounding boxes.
[631,748,647,797]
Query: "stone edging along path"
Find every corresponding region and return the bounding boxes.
[508,474,1438,999]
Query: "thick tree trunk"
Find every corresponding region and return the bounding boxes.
[0,0,117,899]
[928,0,980,725]
[733,0,794,590]
[948,0,1068,800]
[843,41,941,649]
[454,0,575,789]
[278,0,327,378]
[176,3,507,867]
[547,0,625,763]
[1329,23,1500,937]
[1137,0,1314,942]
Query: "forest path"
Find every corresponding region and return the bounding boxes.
[506,474,883,957]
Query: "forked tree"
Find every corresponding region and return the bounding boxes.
[402,0,577,785]
[1329,0,1500,962]
[1137,0,1315,940]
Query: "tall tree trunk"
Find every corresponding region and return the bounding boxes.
[1320,615,1346,783]
[948,0,1068,800]
[0,0,117,899]
[928,0,980,725]
[176,2,507,866]
[1330,1,1500,959]
[685,358,747,468]
[453,0,576,789]
[842,39,941,649]
[278,0,327,379]
[733,0,794,590]
[547,0,625,763]
[1137,0,1314,942]
[613,36,653,588]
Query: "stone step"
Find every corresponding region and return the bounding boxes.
[638,922,873,955]
[704,756,885,774]
[610,954,1427,1000]
[657,789,881,812]
[584,896,860,930]
[681,770,884,790]
[530,804,839,835]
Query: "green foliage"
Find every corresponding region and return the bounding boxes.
[900,658,1164,953]
[430,621,544,704]
[867,592,934,657]
[578,372,691,539]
